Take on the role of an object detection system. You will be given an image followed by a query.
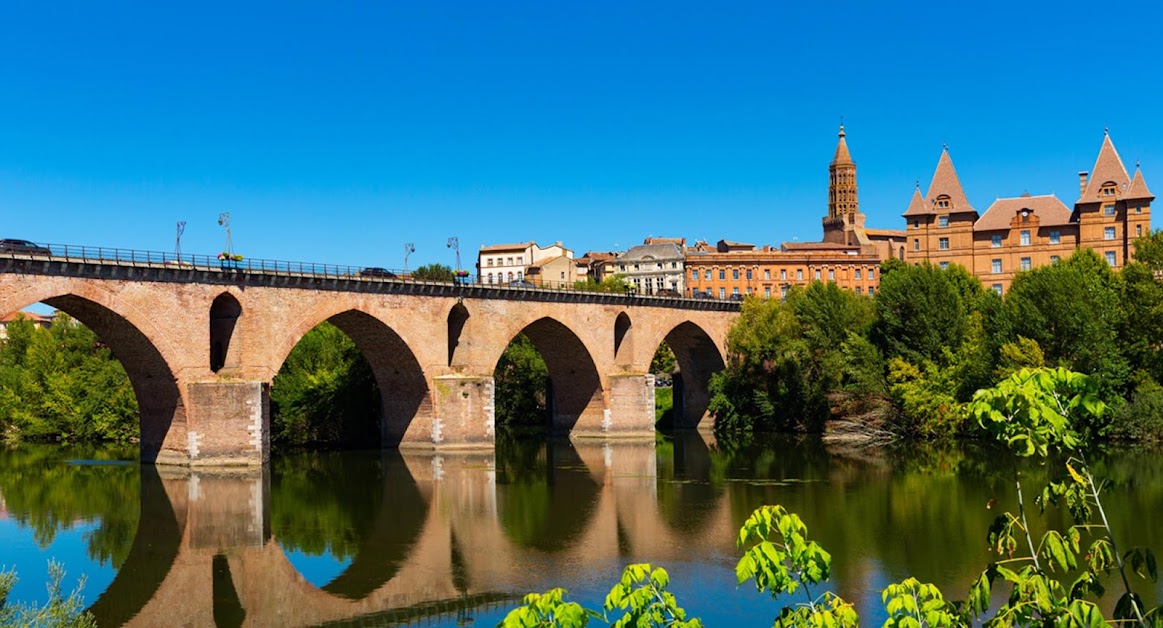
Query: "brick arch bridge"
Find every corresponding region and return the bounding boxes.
[0,255,737,465]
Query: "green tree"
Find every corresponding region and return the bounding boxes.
[1005,249,1129,401]
[649,342,676,375]
[270,322,380,447]
[573,275,631,293]
[872,262,970,367]
[0,313,138,443]
[411,263,456,282]
[494,334,549,430]
[1131,228,1163,272]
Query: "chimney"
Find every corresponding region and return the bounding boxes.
[1079,171,1089,198]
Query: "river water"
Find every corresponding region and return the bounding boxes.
[0,433,1160,626]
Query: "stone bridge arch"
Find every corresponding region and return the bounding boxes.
[272,303,436,447]
[0,280,190,463]
[634,318,727,430]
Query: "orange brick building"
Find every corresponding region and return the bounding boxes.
[905,132,1153,293]
[685,126,905,299]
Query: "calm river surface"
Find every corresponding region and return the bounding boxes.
[1,433,1160,626]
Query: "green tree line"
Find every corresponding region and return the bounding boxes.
[710,243,1163,441]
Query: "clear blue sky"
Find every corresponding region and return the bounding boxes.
[2,1,1160,272]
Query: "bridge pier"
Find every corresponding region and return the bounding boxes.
[184,381,271,466]
[412,375,496,449]
[571,373,657,440]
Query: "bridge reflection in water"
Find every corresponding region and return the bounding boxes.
[79,434,738,627]
[61,434,1163,626]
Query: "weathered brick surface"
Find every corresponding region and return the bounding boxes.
[0,266,734,463]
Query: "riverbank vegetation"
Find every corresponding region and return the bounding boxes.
[710,248,1163,442]
[504,368,1162,627]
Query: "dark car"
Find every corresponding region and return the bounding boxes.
[691,291,714,300]
[359,267,397,278]
[0,239,51,255]
[728,293,746,302]
[508,279,536,288]
[655,289,681,297]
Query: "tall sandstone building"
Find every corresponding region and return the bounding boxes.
[904,132,1153,293]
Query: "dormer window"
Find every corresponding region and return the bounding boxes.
[934,197,951,209]
[1102,183,1117,197]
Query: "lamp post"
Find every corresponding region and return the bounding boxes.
[404,243,415,275]
[175,221,186,260]
[218,213,233,256]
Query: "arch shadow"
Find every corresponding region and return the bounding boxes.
[87,466,185,627]
[325,311,431,446]
[660,322,725,430]
[28,295,186,463]
[447,303,470,366]
[271,449,430,601]
[508,317,603,435]
[613,312,631,362]
[209,293,242,373]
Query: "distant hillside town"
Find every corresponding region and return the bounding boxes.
[476,129,1152,299]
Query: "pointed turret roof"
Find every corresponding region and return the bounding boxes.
[1079,132,1132,202]
[902,186,929,217]
[925,147,975,213]
[832,126,854,165]
[1125,166,1155,201]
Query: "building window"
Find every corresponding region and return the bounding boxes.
[992,259,1002,274]
[1051,255,1060,263]
[1020,257,1031,271]
[1102,186,1115,197]
[1104,204,1116,216]
[487,273,494,283]
[1104,226,1116,240]
[868,268,875,280]
[691,270,698,281]
[507,272,514,282]
[487,258,494,267]
[1136,205,1142,214]
[1138,224,1143,237]
[868,287,875,296]
[517,256,523,264]
[620,265,626,272]
[855,287,862,295]
[764,287,771,299]
[1020,230,1030,246]
[634,264,640,270]
[719,288,726,299]
[507,257,514,265]
[704,269,711,280]
[814,269,822,281]
[732,287,740,295]
[939,237,949,250]
[780,286,788,299]
[1106,251,1116,266]
[517,271,523,280]
[939,261,949,270]
[828,269,835,281]
[854,269,862,280]
[938,215,949,228]
[913,239,920,251]
[796,269,804,281]
[719,270,725,280]
[1049,230,1060,245]
[991,234,1002,247]
[766,269,773,280]
[913,220,919,228]
[746,269,753,280]
[705,288,712,296]
[992,284,1003,295]
[732,269,740,280]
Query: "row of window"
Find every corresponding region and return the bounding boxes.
[917,204,1142,229]
[919,227,1111,252]
[485,272,523,283]
[484,256,524,267]
[690,284,878,300]
[689,267,877,282]
[619,261,680,272]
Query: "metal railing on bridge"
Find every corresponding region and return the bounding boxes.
[0,242,737,304]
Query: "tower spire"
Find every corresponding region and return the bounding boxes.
[828,124,858,219]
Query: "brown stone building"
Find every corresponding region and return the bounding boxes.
[905,132,1153,293]
[685,126,902,299]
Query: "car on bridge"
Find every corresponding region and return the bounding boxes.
[0,239,51,255]
[508,279,536,288]
[359,267,397,278]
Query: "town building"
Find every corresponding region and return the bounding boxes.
[610,239,686,295]
[0,311,53,340]
[685,126,896,299]
[904,131,1153,293]
[574,251,617,283]
[526,254,578,288]
[476,241,573,286]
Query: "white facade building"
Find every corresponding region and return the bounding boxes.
[477,241,573,285]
